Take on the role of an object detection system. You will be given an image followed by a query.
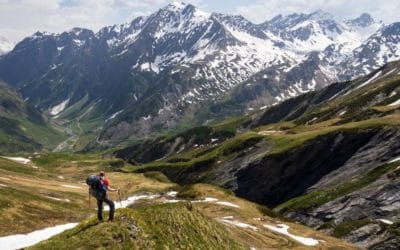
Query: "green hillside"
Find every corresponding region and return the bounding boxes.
[0,81,66,153]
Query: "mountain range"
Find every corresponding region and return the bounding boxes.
[0,2,400,146]
[116,60,400,249]
[0,1,399,149]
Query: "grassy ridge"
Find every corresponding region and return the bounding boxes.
[29,203,246,250]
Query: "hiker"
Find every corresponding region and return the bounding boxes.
[87,171,119,222]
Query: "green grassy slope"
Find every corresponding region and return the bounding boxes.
[0,81,66,153]
[30,204,246,250]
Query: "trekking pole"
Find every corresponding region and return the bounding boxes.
[88,189,91,209]
[118,189,122,207]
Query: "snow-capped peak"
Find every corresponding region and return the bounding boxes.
[308,9,335,21]
[345,13,376,28]
[169,1,188,10]
[162,1,209,19]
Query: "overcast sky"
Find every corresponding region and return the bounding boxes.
[1,0,399,43]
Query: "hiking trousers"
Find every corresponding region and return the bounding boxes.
[97,195,115,221]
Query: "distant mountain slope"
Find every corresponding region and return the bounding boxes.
[0,2,398,147]
[115,60,400,248]
[0,81,65,153]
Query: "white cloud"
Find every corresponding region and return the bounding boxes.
[0,0,171,43]
[1,0,398,43]
[236,0,400,24]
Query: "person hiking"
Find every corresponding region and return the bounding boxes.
[87,171,119,222]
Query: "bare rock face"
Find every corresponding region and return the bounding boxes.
[282,165,400,249]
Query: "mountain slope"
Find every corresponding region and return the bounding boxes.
[0,2,398,148]
[30,204,247,250]
[0,81,65,153]
[28,183,357,250]
[115,60,400,248]
[0,153,356,249]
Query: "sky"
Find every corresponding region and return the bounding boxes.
[0,0,399,43]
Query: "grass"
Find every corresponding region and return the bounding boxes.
[28,182,357,250]
[19,119,67,150]
[332,219,372,238]
[32,153,100,168]
[119,133,257,176]
[0,158,37,175]
[177,183,234,200]
[294,74,400,125]
[0,152,177,237]
[29,203,247,250]
[143,171,171,183]
[0,186,86,236]
[268,115,400,155]
[276,161,400,212]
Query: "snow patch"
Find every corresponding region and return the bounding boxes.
[388,98,400,106]
[1,156,31,164]
[264,224,319,246]
[258,130,278,135]
[219,218,258,231]
[0,184,7,187]
[44,196,70,202]
[192,197,240,208]
[0,177,11,181]
[108,193,161,210]
[221,216,234,220]
[388,156,400,163]
[355,70,382,90]
[105,110,124,122]
[50,99,70,116]
[166,191,178,197]
[307,79,317,90]
[60,185,82,189]
[216,201,240,208]
[193,197,218,203]
[73,39,85,46]
[0,223,78,250]
[377,219,394,225]
[163,199,181,203]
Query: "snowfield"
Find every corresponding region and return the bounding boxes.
[1,156,31,164]
[264,224,319,246]
[50,99,70,116]
[0,223,78,250]
[219,218,258,231]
